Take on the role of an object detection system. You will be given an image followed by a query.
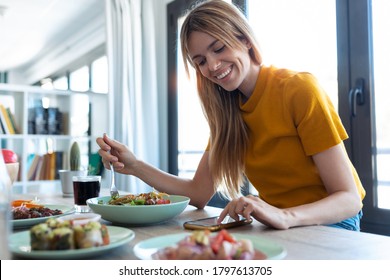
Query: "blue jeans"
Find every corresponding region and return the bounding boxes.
[326,210,363,231]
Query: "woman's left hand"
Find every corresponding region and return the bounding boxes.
[218,195,290,230]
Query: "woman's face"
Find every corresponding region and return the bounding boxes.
[187,31,257,96]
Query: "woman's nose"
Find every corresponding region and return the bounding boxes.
[208,57,221,71]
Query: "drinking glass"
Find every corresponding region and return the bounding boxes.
[72,175,101,213]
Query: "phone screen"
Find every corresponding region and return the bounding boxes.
[183,215,252,231]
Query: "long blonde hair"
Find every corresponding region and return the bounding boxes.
[180,0,262,198]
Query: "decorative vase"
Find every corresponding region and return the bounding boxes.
[58,169,87,197]
[5,162,19,185]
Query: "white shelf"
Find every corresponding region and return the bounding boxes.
[0,83,109,193]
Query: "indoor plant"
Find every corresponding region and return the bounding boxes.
[58,142,87,197]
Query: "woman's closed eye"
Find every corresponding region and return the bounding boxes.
[214,45,225,54]
[195,47,225,66]
[197,58,206,66]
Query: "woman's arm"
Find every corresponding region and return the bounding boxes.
[285,143,362,227]
[218,143,362,229]
[96,134,215,208]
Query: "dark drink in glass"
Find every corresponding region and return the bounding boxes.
[73,176,101,212]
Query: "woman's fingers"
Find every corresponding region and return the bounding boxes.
[218,196,254,223]
[97,134,118,170]
[217,207,229,223]
[242,203,254,221]
[232,197,253,221]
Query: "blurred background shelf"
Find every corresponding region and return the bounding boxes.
[0,83,108,194]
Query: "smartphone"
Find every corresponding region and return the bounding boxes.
[183,215,252,231]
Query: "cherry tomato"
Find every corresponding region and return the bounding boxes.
[210,229,236,254]
[1,149,18,163]
[156,199,170,204]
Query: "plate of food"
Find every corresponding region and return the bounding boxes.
[12,200,75,229]
[10,218,135,259]
[87,191,190,225]
[133,230,287,260]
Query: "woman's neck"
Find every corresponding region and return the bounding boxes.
[238,63,262,100]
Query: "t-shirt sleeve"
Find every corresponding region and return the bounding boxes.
[286,73,348,155]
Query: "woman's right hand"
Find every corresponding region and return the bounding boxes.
[218,195,290,230]
[96,133,136,175]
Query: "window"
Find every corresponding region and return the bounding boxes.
[372,0,390,209]
[35,54,108,154]
[168,0,232,177]
[91,56,108,93]
[176,16,209,178]
[69,66,89,92]
[39,55,108,94]
[53,76,68,91]
[331,0,390,235]
[247,0,338,107]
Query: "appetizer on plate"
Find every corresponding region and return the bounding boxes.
[12,199,63,220]
[12,199,43,208]
[153,229,267,260]
[105,191,171,206]
[30,218,110,251]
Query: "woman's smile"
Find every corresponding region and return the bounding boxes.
[216,66,232,80]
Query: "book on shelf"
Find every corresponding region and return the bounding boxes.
[28,108,35,134]
[47,107,63,135]
[0,117,5,134]
[34,156,44,180]
[45,153,56,180]
[0,104,9,134]
[0,104,15,134]
[28,106,64,135]
[34,106,48,135]
[26,153,35,170]
[54,151,63,179]
[39,153,49,180]
[88,152,103,175]
[27,152,65,181]
[17,160,22,181]
[27,154,42,180]
[6,107,20,134]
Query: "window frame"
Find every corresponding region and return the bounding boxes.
[35,45,107,94]
[338,0,390,235]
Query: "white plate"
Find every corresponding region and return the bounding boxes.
[56,213,101,226]
[10,226,135,259]
[133,233,287,260]
[12,204,75,229]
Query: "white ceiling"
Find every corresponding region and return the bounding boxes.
[0,0,102,71]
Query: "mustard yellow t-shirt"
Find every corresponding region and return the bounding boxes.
[240,65,365,208]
